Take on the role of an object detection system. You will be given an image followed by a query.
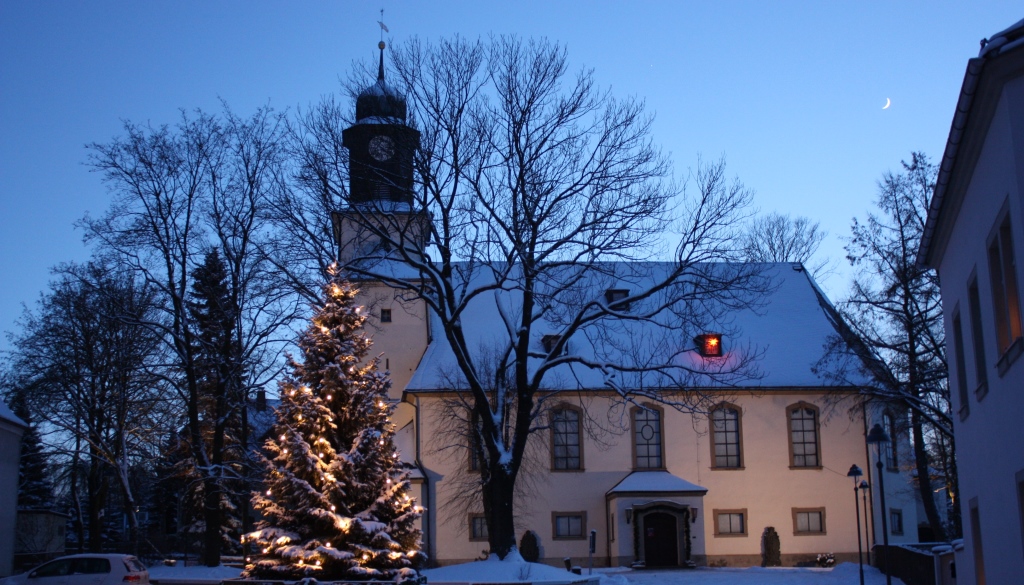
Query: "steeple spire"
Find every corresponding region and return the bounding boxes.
[378,41,386,82]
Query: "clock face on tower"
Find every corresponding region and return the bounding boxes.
[368,135,395,161]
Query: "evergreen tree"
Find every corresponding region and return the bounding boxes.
[181,249,247,556]
[7,388,53,509]
[245,279,421,582]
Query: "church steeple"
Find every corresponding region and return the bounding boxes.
[343,40,419,207]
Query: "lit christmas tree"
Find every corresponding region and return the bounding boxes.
[244,278,422,582]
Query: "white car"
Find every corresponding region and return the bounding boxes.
[1,554,149,585]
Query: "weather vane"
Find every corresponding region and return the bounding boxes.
[378,8,388,41]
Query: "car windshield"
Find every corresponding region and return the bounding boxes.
[71,558,111,574]
[123,558,146,573]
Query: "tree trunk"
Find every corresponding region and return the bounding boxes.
[202,475,222,566]
[912,410,946,541]
[483,468,517,559]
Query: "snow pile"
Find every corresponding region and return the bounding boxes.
[147,564,242,584]
[594,562,904,585]
[423,552,598,585]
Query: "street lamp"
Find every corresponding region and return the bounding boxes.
[866,423,892,585]
[860,480,871,566]
[847,464,865,585]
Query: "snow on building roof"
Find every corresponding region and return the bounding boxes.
[607,470,707,495]
[404,262,869,393]
[0,400,27,429]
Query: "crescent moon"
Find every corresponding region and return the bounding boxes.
[883,98,891,110]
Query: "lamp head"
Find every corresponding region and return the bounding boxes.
[859,480,870,491]
[847,464,863,478]
[866,423,890,445]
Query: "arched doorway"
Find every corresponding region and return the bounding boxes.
[642,512,679,567]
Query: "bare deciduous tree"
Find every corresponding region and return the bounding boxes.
[300,37,768,558]
[742,212,833,282]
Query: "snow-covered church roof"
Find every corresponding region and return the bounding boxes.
[404,262,869,393]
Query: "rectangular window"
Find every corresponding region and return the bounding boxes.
[551,407,582,470]
[969,498,986,585]
[605,288,630,311]
[883,413,898,470]
[968,278,990,397]
[541,334,566,355]
[469,514,488,541]
[952,310,971,418]
[890,508,904,536]
[714,509,747,537]
[380,308,392,323]
[552,512,586,539]
[793,508,826,535]
[633,407,663,469]
[712,407,742,468]
[988,215,1023,358]
[788,404,820,468]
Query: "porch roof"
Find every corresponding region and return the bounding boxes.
[607,470,707,495]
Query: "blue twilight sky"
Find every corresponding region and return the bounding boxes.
[0,1,1020,346]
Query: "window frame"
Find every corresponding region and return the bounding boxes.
[713,508,748,537]
[551,511,587,540]
[550,404,584,471]
[883,412,899,471]
[968,275,990,399]
[952,307,971,420]
[710,403,744,469]
[380,308,392,323]
[987,211,1023,371]
[792,507,827,536]
[889,508,904,536]
[631,404,666,470]
[469,513,488,542]
[786,402,822,469]
[605,288,631,311]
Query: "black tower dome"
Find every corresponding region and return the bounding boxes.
[342,41,420,207]
[355,41,407,122]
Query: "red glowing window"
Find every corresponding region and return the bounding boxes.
[695,333,723,358]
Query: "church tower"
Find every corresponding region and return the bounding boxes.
[332,41,428,265]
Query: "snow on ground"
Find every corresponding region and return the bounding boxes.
[144,560,906,585]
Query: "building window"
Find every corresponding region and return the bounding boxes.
[551,406,582,470]
[787,403,820,468]
[988,214,1023,360]
[713,509,747,537]
[633,406,664,469]
[694,333,723,357]
[380,308,392,323]
[711,405,743,468]
[469,514,488,541]
[552,512,586,539]
[969,497,986,585]
[890,508,904,536]
[968,277,989,397]
[541,334,565,355]
[952,310,970,418]
[883,413,898,470]
[793,508,826,535]
[605,288,630,311]
[468,411,484,472]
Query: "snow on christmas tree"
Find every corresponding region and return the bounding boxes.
[244,278,422,582]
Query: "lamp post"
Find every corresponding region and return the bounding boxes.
[866,423,892,585]
[847,464,865,585]
[860,480,871,566]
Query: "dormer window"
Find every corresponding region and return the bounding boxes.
[541,334,565,355]
[605,289,630,311]
[695,333,723,358]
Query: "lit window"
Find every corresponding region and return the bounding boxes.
[633,407,663,469]
[553,512,585,539]
[695,333,723,357]
[469,514,488,541]
[605,289,630,311]
[551,407,582,470]
[793,508,825,534]
[380,308,392,323]
[788,404,820,468]
[890,508,903,536]
[988,215,1022,357]
[711,406,742,468]
[714,510,747,537]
